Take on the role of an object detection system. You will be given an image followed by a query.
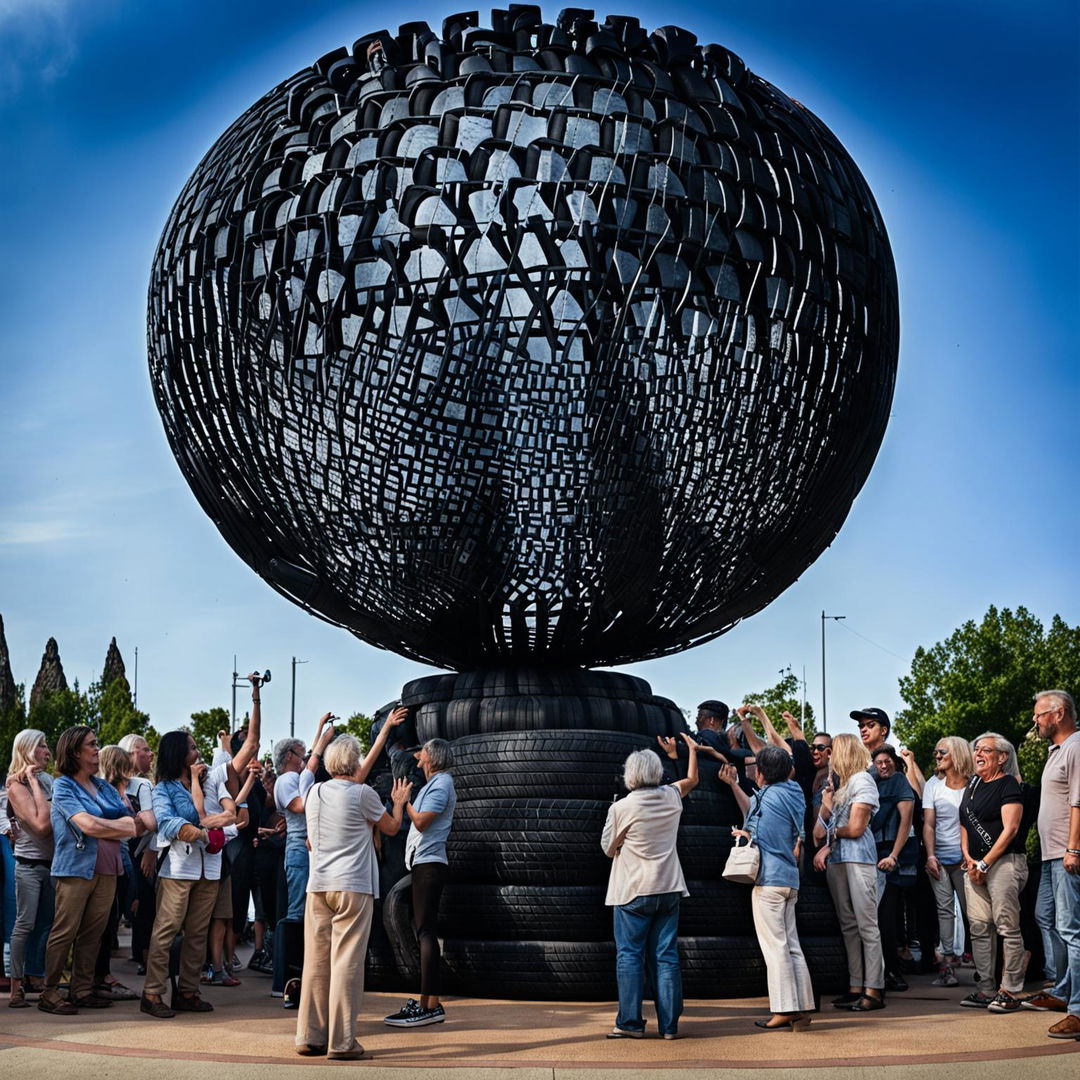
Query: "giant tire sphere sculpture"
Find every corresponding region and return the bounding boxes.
[148,8,898,671]
[149,8,896,1000]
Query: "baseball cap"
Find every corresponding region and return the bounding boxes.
[849,707,890,728]
[697,700,729,722]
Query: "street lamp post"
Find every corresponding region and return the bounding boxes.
[290,656,308,738]
[820,611,846,732]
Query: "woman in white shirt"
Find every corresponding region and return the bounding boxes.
[295,735,410,1060]
[813,733,884,1012]
[601,735,698,1040]
[922,735,973,986]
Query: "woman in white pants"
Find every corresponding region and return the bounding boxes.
[814,734,884,1012]
[724,744,814,1030]
[922,736,973,985]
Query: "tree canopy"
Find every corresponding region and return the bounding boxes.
[894,605,1079,774]
[742,667,816,736]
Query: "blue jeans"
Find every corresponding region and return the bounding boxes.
[1036,861,1068,989]
[284,841,309,921]
[613,892,683,1036]
[1041,859,1080,1011]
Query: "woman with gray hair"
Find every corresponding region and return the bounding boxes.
[726,744,814,1030]
[384,738,457,1029]
[295,735,411,1059]
[600,734,698,1039]
[958,732,1027,1012]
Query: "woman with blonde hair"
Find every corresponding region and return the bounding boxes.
[922,735,974,985]
[813,733,885,1011]
[5,729,55,1007]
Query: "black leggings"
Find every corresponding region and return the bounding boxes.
[412,862,447,998]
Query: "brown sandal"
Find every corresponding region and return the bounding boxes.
[8,986,28,1009]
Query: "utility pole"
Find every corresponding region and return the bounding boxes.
[291,656,309,738]
[133,646,139,709]
[821,611,846,732]
[230,655,239,727]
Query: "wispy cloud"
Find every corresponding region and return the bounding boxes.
[0,518,85,546]
[0,0,77,99]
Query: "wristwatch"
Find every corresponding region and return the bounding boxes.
[975,859,989,874]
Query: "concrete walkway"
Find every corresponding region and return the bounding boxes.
[2,946,1076,1079]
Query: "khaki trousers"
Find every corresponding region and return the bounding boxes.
[752,885,815,1014]
[43,874,117,1003]
[964,852,1029,995]
[144,876,220,996]
[826,860,885,991]
[296,891,373,1053]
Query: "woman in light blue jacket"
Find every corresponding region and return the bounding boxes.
[38,726,141,1015]
[724,744,814,1030]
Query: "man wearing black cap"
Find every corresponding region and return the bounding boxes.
[695,701,733,755]
[851,708,890,755]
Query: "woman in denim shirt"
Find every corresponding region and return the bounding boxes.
[813,733,884,1012]
[141,731,223,1019]
[725,745,815,1030]
[38,726,142,1015]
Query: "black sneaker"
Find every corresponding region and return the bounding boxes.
[960,991,995,1009]
[986,991,1021,1014]
[283,978,301,1010]
[385,999,422,1026]
[384,1000,445,1027]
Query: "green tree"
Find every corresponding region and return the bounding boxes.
[27,679,94,750]
[184,706,232,765]
[0,683,28,765]
[894,606,1080,769]
[743,667,816,737]
[341,712,374,751]
[94,675,159,749]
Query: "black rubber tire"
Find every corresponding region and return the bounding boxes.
[794,881,841,936]
[441,938,616,1000]
[450,730,652,801]
[440,935,806,1000]
[401,667,654,705]
[448,798,612,885]
[677,881,754,933]
[802,936,849,994]
[381,874,419,983]
[365,910,404,991]
[438,884,611,941]
[676,825,734,879]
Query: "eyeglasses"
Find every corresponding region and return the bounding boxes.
[933,749,949,758]
[1033,708,1060,722]
[811,744,831,752]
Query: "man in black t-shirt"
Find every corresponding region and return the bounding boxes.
[958,732,1028,1013]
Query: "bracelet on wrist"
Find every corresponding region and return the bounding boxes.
[237,802,248,808]
[1067,848,1080,856]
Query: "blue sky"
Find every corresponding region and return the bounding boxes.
[1,1,1076,747]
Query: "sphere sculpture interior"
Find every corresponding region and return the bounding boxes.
[148,7,899,672]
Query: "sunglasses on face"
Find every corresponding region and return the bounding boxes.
[933,749,949,758]
[811,744,830,752]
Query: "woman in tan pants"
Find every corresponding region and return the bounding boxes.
[296,734,410,1060]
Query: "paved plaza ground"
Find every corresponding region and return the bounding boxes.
[2,941,1077,1079]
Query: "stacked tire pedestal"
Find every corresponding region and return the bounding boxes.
[378,668,846,1000]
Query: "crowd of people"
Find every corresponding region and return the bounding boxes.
[610,691,1079,1040]
[1,680,1077,1053]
